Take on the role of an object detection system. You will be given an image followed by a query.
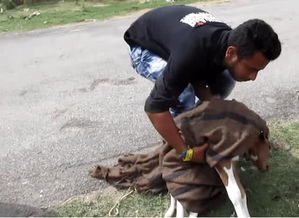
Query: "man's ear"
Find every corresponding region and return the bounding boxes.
[225,46,238,62]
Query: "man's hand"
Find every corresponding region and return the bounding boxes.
[146,111,209,163]
[191,143,209,163]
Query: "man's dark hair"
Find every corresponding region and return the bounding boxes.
[228,19,281,60]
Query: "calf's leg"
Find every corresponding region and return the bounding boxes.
[215,160,250,217]
[164,194,176,218]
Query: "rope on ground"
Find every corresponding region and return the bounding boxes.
[108,186,136,216]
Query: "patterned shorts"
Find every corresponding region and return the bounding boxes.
[129,46,167,82]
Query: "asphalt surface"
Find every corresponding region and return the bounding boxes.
[0,0,298,216]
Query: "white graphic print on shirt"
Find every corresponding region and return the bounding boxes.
[180,12,221,27]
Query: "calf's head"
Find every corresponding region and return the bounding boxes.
[246,130,270,171]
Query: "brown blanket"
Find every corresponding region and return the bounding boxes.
[89,99,269,213]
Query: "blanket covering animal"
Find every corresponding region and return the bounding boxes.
[89,99,270,213]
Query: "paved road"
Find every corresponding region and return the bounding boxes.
[0,0,298,215]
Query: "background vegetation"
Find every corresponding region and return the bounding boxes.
[0,0,210,33]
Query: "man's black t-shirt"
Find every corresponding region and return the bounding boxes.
[124,5,232,112]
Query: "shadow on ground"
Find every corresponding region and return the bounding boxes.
[0,202,45,217]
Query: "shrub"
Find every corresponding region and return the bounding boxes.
[2,0,22,9]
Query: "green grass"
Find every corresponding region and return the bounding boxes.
[269,120,299,151]
[43,121,299,217]
[0,0,210,33]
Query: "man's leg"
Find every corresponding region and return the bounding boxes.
[170,84,196,117]
[128,46,196,116]
[129,46,166,82]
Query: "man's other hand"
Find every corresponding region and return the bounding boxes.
[191,143,209,163]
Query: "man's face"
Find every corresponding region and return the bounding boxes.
[225,46,270,82]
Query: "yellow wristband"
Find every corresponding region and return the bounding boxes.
[183,148,193,162]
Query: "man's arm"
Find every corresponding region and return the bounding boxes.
[144,63,209,162]
[146,111,186,153]
[146,111,207,163]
